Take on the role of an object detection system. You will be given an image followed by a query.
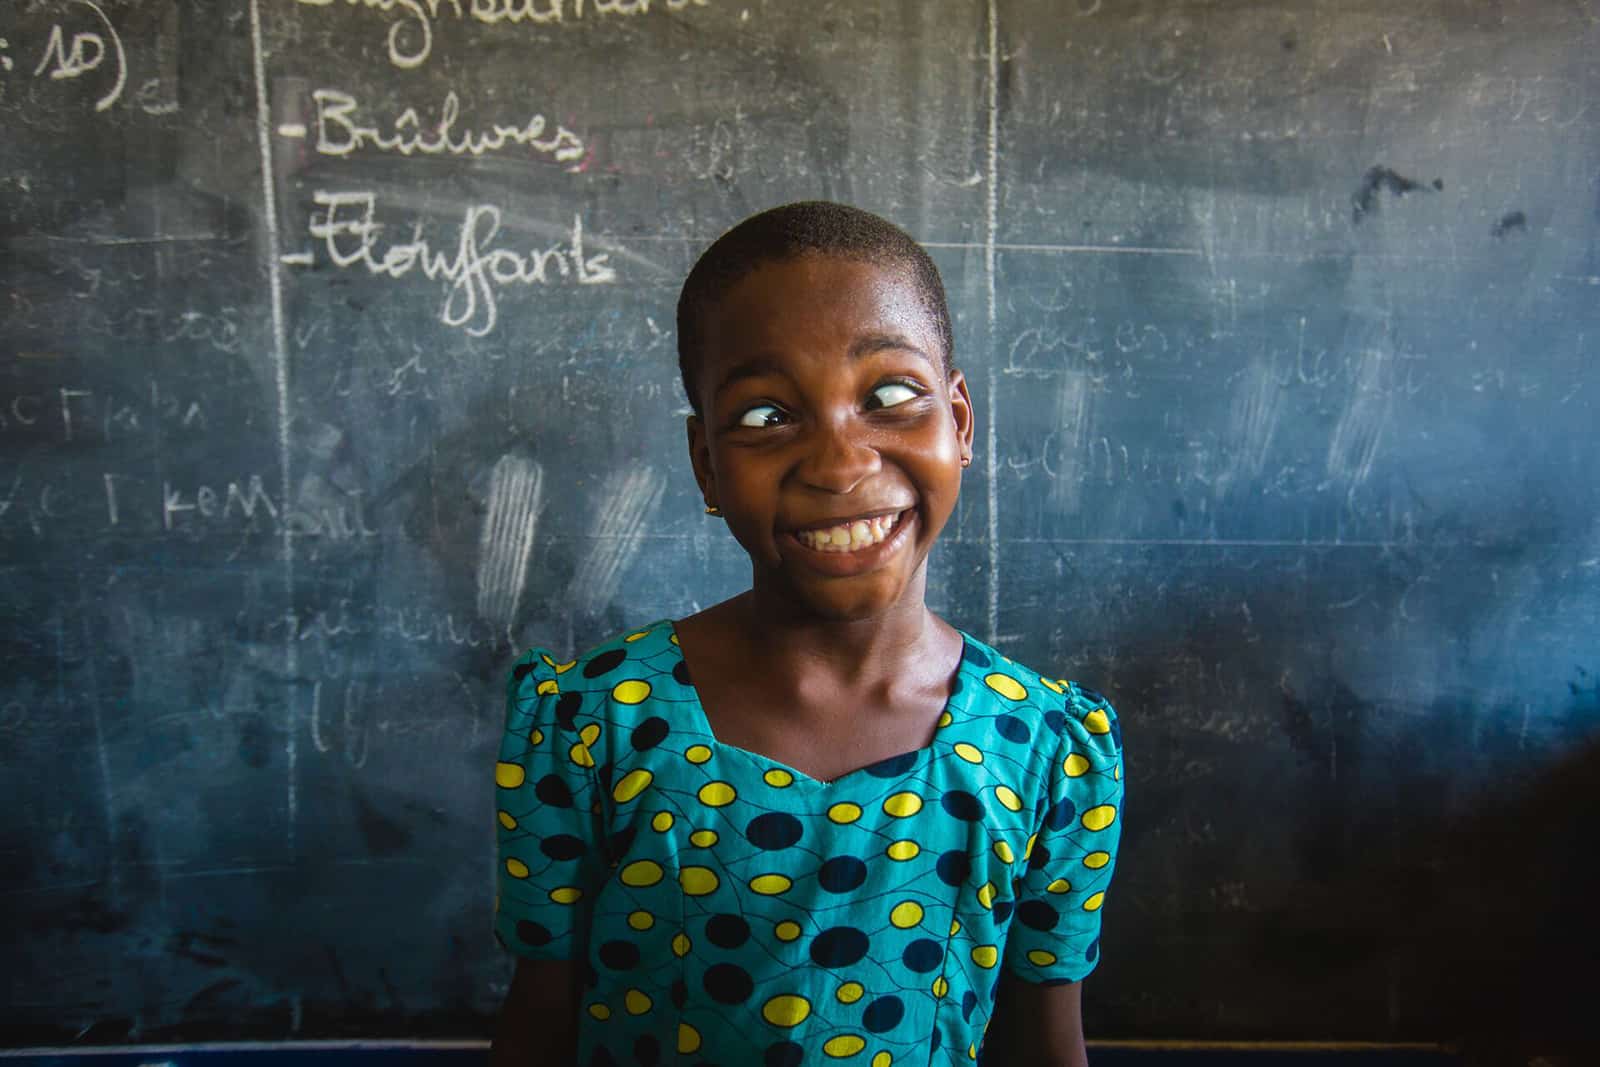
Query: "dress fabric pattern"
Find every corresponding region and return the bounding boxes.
[494,622,1124,1067]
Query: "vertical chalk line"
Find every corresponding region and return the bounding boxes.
[248,0,298,852]
[984,0,1001,645]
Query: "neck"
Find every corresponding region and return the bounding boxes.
[733,575,940,685]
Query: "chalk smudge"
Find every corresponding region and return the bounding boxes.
[476,454,543,630]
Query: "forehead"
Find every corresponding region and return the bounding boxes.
[700,253,941,359]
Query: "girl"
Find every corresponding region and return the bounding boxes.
[491,202,1123,1066]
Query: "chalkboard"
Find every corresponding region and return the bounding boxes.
[3,0,1597,1057]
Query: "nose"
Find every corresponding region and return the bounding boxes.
[795,415,880,494]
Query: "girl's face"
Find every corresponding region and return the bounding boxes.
[687,254,974,623]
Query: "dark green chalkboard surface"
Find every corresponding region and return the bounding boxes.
[2,0,1596,1057]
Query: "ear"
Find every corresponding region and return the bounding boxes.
[686,414,716,507]
[946,368,976,465]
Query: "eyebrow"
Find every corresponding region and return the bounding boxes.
[710,332,935,401]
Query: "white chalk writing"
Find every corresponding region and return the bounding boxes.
[300,191,618,336]
[302,88,585,166]
[29,0,126,111]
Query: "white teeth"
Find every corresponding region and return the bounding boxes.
[796,513,902,553]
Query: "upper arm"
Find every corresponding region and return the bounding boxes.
[985,974,1088,1067]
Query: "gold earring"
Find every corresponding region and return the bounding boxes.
[704,505,722,516]
[960,455,972,468]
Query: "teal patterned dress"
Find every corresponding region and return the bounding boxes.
[494,622,1124,1066]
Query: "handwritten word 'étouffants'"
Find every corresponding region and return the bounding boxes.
[302,89,585,165]
[296,0,711,69]
[299,192,618,336]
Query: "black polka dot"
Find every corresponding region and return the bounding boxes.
[534,774,573,808]
[995,714,1030,744]
[1078,686,1105,704]
[631,716,669,751]
[1044,709,1066,735]
[598,940,640,970]
[862,995,905,1033]
[961,990,978,1020]
[941,790,983,821]
[596,761,615,792]
[604,826,638,864]
[810,926,869,967]
[864,750,919,777]
[540,834,587,861]
[584,648,627,678]
[703,962,754,1004]
[516,920,552,947]
[817,855,868,893]
[763,1043,804,1067]
[962,643,991,668]
[930,1028,942,1051]
[1028,843,1052,872]
[745,812,803,850]
[589,1046,618,1067]
[705,913,751,950]
[513,660,537,682]
[671,979,688,1008]
[1087,936,1100,962]
[555,692,582,731]
[673,659,692,687]
[1017,900,1059,932]
[901,938,943,972]
[633,1034,660,1066]
[992,900,1014,925]
[935,850,971,887]
[1044,797,1076,831]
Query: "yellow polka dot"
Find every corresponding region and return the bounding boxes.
[950,919,961,936]
[528,728,544,746]
[676,1022,700,1054]
[679,866,719,896]
[976,881,997,909]
[627,910,654,931]
[886,840,920,861]
[764,768,794,788]
[541,653,556,667]
[504,858,529,879]
[873,1054,892,1067]
[651,811,674,832]
[953,742,983,764]
[553,659,576,673]
[883,791,923,817]
[697,781,736,807]
[671,932,691,957]
[824,1035,866,1058]
[535,678,559,696]
[669,632,680,645]
[749,874,792,895]
[1115,761,1121,781]
[931,976,949,998]
[1064,753,1091,777]
[689,829,718,848]
[612,768,653,803]
[1027,949,1057,966]
[1084,850,1111,869]
[494,762,525,789]
[685,744,712,764]
[549,886,582,904]
[993,785,1022,812]
[568,742,594,768]
[588,1003,610,1021]
[497,810,517,830]
[1084,708,1111,734]
[937,711,952,728]
[1084,891,1106,911]
[775,920,802,942]
[624,989,651,1015]
[972,944,999,969]
[1047,878,1072,894]
[827,802,862,824]
[1041,677,1065,694]
[836,981,864,1004]
[890,901,924,929]
[993,840,1014,864]
[762,994,812,1028]
[1082,804,1117,831]
[624,629,652,642]
[579,723,601,747]
[619,860,663,887]
[984,672,1027,701]
[612,679,651,704]
[968,1044,978,1060]
[1024,833,1037,859]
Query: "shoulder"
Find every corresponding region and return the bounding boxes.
[506,621,688,736]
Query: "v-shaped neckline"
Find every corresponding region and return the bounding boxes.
[662,619,981,789]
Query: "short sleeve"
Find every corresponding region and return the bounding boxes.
[494,649,606,960]
[1005,685,1124,984]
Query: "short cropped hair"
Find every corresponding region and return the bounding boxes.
[675,201,955,413]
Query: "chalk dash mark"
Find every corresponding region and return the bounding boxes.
[1352,166,1442,224]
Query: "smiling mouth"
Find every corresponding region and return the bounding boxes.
[793,511,905,553]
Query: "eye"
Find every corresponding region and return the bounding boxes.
[736,404,787,429]
[865,382,920,411]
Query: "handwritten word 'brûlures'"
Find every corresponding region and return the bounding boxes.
[294,89,585,166]
[296,0,712,70]
[298,192,618,337]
